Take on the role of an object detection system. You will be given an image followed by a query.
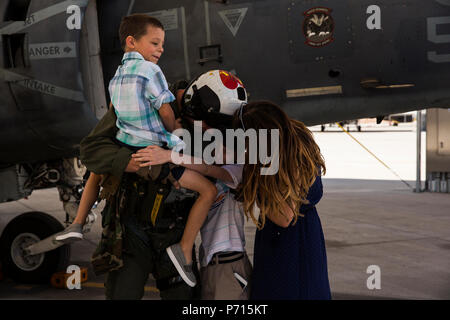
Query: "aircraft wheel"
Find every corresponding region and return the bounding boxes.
[321,125,325,132]
[0,212,70,284]
[358,125,362,132]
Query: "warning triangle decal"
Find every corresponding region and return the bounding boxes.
[218,8,248,37]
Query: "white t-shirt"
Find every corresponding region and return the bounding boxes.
[199,164,245,267]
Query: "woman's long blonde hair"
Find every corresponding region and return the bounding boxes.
[233,101,326,229]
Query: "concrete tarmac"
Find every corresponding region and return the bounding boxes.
[0,124,449,299]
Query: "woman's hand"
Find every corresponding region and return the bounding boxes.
[174,118,183,130]
[266,199,295,228]
[131,145,172,167]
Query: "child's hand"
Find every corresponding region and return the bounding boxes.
[132,145,172,167]
[125,157,141,173]
[171,179,181,190]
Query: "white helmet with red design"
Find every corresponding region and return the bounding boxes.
[182,70,247,130]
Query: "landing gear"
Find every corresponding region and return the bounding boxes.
[20,158,96,231]
[56,158,96,233]
[0,212,70,284]
[0,158,97,284]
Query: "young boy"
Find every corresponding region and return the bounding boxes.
[198,163,252,300]
[56,14,217,288]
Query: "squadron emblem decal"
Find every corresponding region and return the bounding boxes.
[303,7,334,47]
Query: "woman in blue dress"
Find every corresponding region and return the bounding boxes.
[233,101,331,300]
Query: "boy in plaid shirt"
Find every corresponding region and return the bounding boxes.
[64,14,216,288]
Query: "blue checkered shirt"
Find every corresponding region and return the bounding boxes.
[109,52,185,151]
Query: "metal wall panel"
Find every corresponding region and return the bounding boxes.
[426,108,450,192]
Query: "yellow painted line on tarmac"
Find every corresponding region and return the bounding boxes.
[83,282,159,293]
[335,122,414,190]
[13,285,34,290]
[82,282,104,289]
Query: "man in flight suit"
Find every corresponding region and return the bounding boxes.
[80,74,244,300]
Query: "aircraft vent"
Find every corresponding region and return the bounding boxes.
[4,0,31,21]
[2,33,28,69]
[2,0,31,69]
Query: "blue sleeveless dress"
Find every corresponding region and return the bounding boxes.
[250,176,331,300]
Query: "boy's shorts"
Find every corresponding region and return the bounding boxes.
[200,251,252,300]
[115,139,185,181]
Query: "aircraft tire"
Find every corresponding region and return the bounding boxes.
[0,212,70,284]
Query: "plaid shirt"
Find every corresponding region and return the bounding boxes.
[109,52,185,151]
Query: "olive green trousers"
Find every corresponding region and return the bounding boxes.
[105,216,200,300]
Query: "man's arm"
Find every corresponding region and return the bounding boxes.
[79,107,137,180]
[132,146,234,183]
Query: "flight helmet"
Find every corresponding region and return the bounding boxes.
[182,70,247,130]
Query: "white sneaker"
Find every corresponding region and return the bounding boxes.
[55,223,83,243]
